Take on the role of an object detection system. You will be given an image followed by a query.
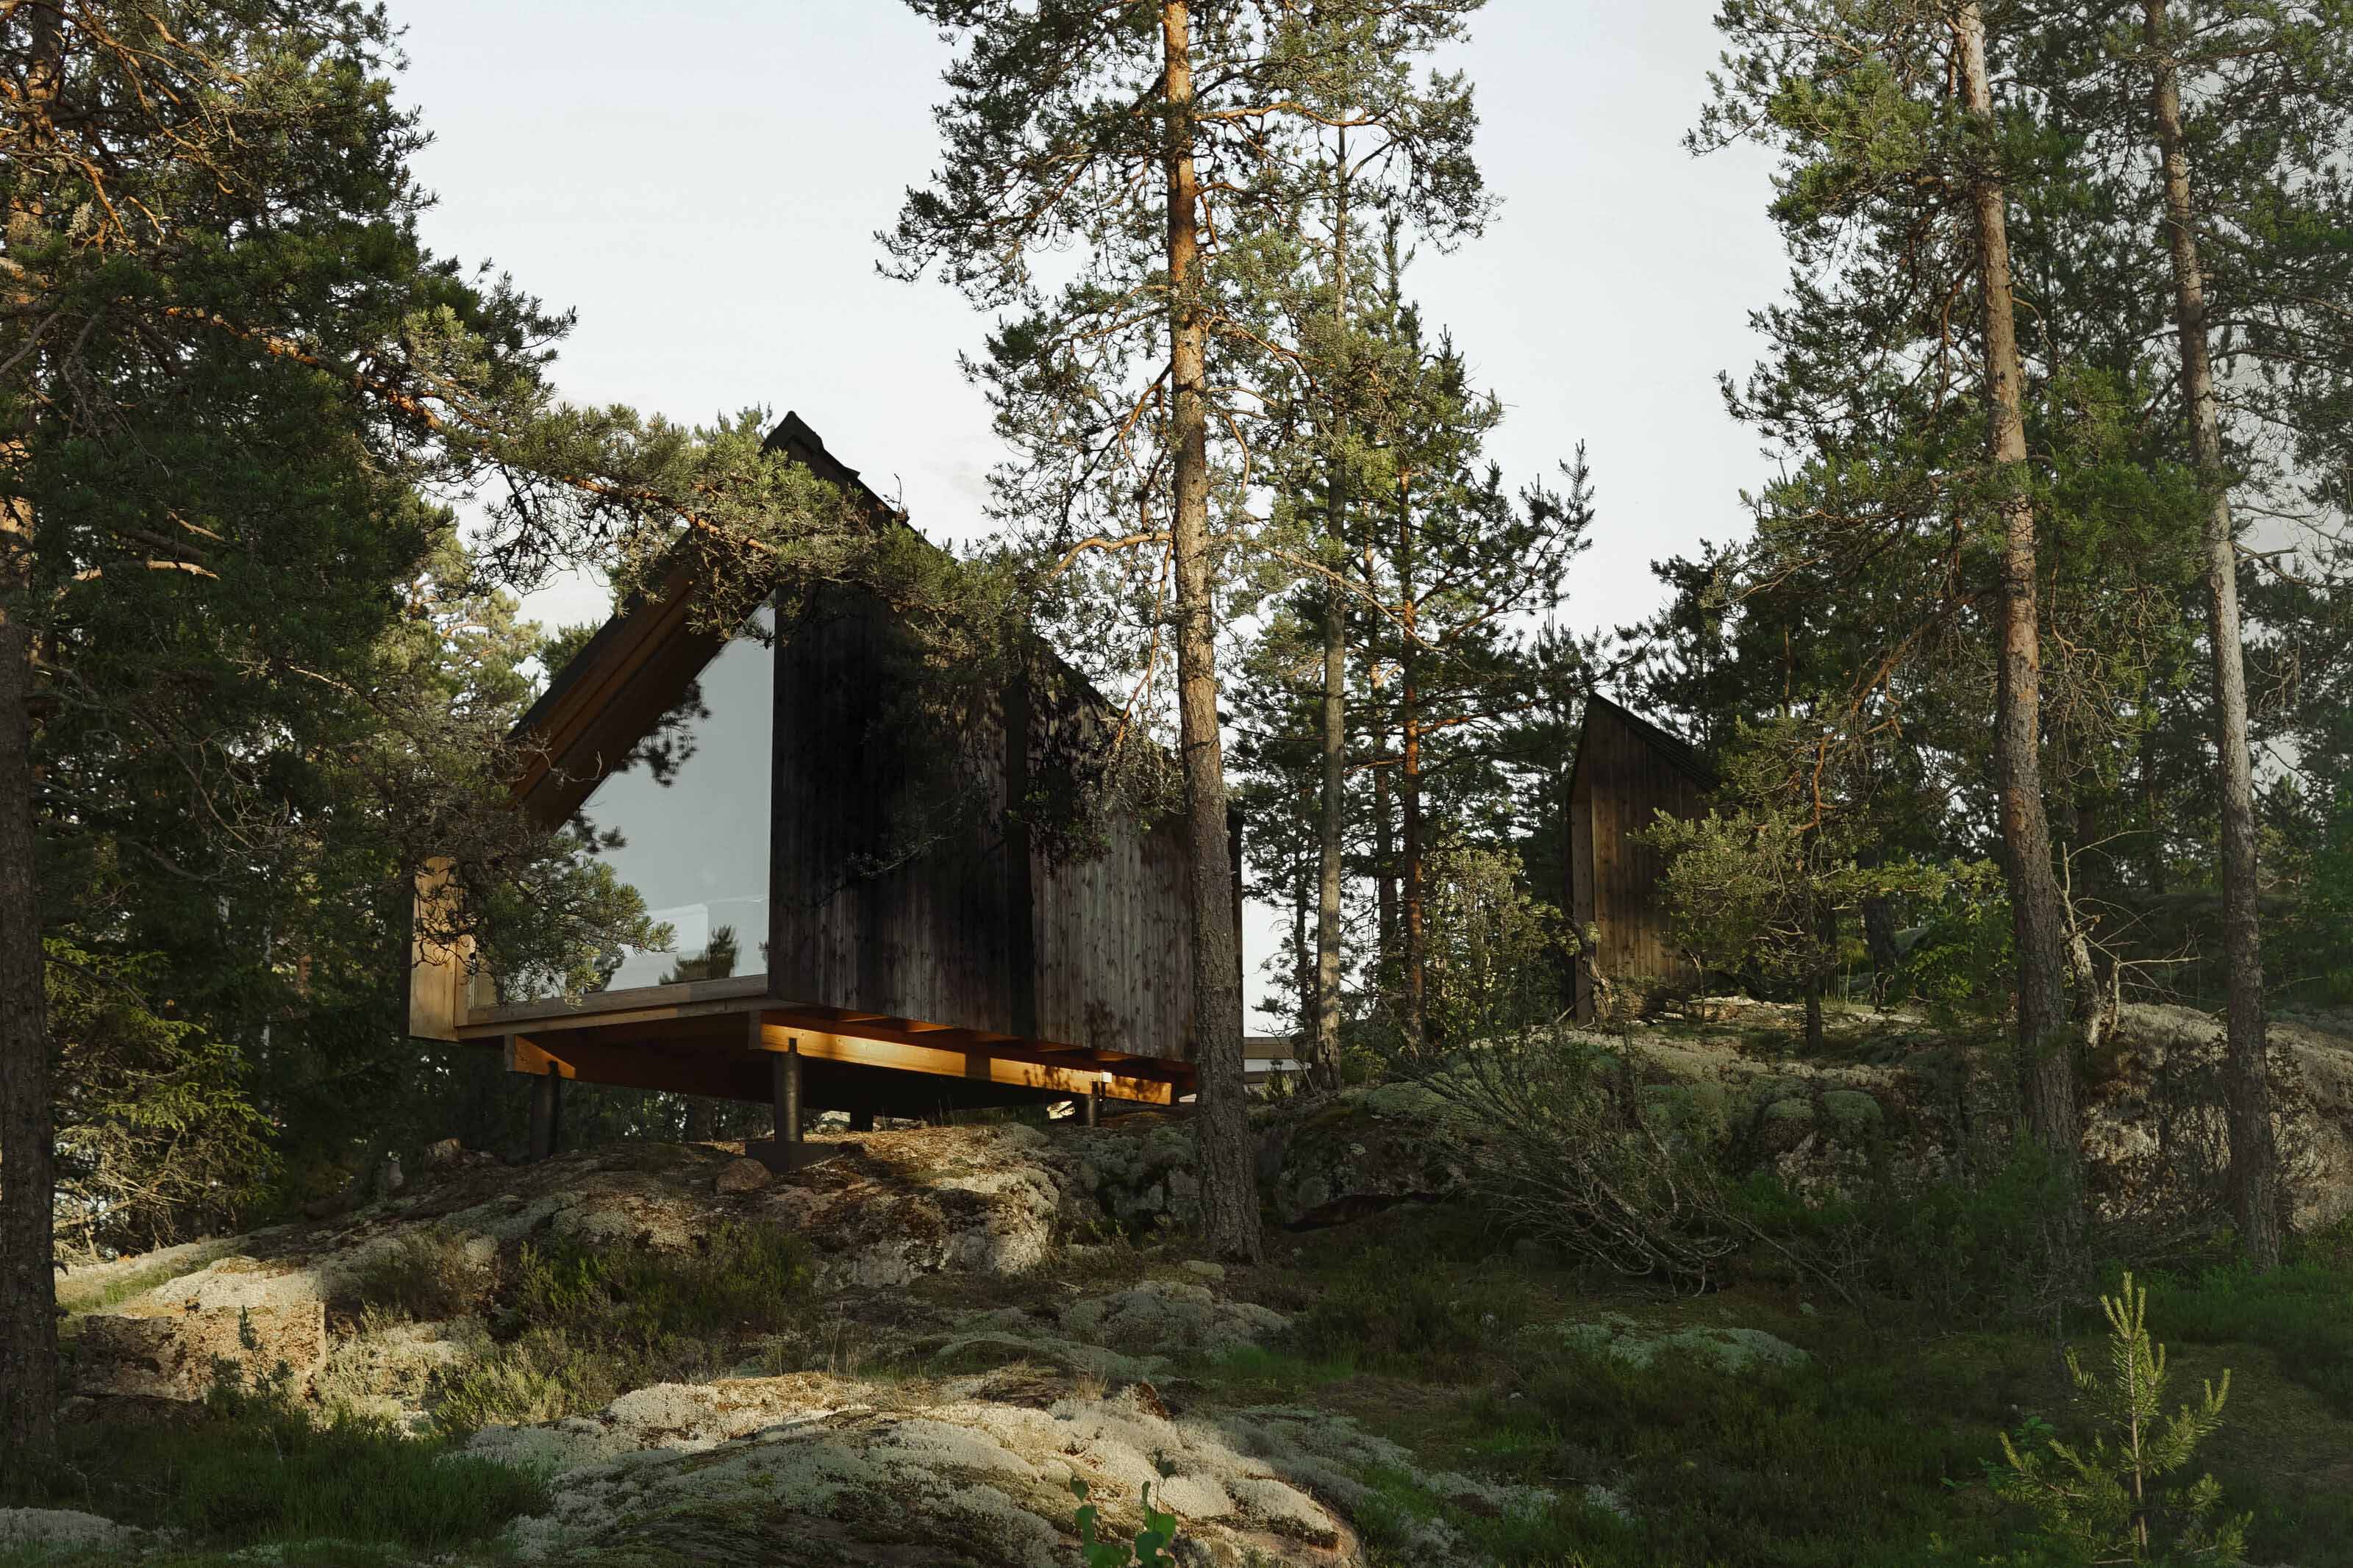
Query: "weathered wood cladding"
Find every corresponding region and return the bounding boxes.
[412,411,1212,1098]
[1568,697,1713,1020]
[765,585,1199,1063]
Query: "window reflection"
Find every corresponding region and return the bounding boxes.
[574,608,774,993]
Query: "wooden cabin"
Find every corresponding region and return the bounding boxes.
[407,413,1226,1163]
[1566,695,1715,1022]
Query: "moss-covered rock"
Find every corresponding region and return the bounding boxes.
[1552,1317,1810,1375]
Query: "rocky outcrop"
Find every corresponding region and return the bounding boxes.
[74,1300,326,1401]
[1260,1083,1479,1228]
[0,1509,149,1556]
[467,1371,1546,1567]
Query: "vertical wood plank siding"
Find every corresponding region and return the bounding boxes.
[1568,699,1713,1020]
[769,587,1199,1064]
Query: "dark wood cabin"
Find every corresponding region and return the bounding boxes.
[1566,695,1715,1021]
[407,413,1227,1159]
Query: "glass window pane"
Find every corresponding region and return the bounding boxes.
[574,608,773,992]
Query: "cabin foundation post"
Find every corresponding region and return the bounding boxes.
[529,1071,562,1163]
[849,1109,875,1133]
[1085,1080,1102,1128]
[747,1028,838,1173]
[774,1039,802,1147]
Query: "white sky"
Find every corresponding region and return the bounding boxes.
[392,0,1789,1028]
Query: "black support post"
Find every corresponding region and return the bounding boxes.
[529,1071,560,1162]
[774,1039,802,1145]
[1085,1080,1102,1128]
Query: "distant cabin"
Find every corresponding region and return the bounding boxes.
[407,412,1231,1157]
[1566,695,1715,1021]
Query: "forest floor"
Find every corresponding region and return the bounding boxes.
[7,1013,2353,1567]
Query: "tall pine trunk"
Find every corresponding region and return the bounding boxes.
[1160,0,1257,1261]
[1396,476,1427,1051]
[1956,4,2082,1199]
[1313,143,1351,1095]
[2145,0,2279,1270]
[0,1,62,1466]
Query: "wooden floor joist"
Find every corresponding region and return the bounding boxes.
[478,992,1186,1110]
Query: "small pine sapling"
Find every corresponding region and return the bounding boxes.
[1070,1474,1178,1567]
[1985,1273,2248,1564]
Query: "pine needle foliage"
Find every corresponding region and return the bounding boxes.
[1985,1272,2247,1565]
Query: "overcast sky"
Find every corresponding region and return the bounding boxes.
[390,0,1790,1028]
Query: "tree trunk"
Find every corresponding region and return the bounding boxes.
[1861,895,1902,1002]
[1397,476,1427,1052]
[1293,852,1312,1038]
[1313,142,1351,1095]
[1160,0,1257,1262]
[1956,4,2082,1198]
[682,1098,713,1143]
[0,1,62,1469]
[2145,0,2280,1270]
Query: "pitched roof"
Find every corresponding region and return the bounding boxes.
[1569,692,1717,796]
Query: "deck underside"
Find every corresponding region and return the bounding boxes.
[459,978,1190,1113]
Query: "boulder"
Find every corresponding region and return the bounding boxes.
[0,1509,144,1555]
[1263,1083,1476,1228]
[2087,1004,2353,1230]
[1553,1315,1810,1375]
[712,1157,773,1195]
[1059,1279,1289,1358]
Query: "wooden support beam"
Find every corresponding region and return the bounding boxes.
[747,1022,1168,1104]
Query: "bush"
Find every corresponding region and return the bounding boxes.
[1420,1027,1743,1284]
[348,1227,495,1322]
[436,1221,813,1432]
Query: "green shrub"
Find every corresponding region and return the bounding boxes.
[1724,1135,2080,1322]
[1071,1474,1177,1567]
[436,1221,813,1432]
[347,1226,494,1322]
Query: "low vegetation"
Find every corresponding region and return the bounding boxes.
[5,1367,543,1562]
[1189,1196,2353,1568]
[434,1221,814,1433]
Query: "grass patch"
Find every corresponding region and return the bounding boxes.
[1280,1240,1535,1378]
[348,1226,496,1322]
[1482,1343,2019,1567]
[4,1383,541,1558]
[54,1241,235,1319]
[1191,1341,1361,1395]
[2139,1248,2353,1414]
[436,1220,813,1433]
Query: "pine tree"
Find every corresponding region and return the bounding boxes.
[1696,0,2094,1207]
[883,0,1485,1259]
[0,2,865,1459]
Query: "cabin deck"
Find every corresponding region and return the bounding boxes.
[458,975,1190,1120]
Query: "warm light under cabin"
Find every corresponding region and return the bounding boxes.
[406,413,1227,1167]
